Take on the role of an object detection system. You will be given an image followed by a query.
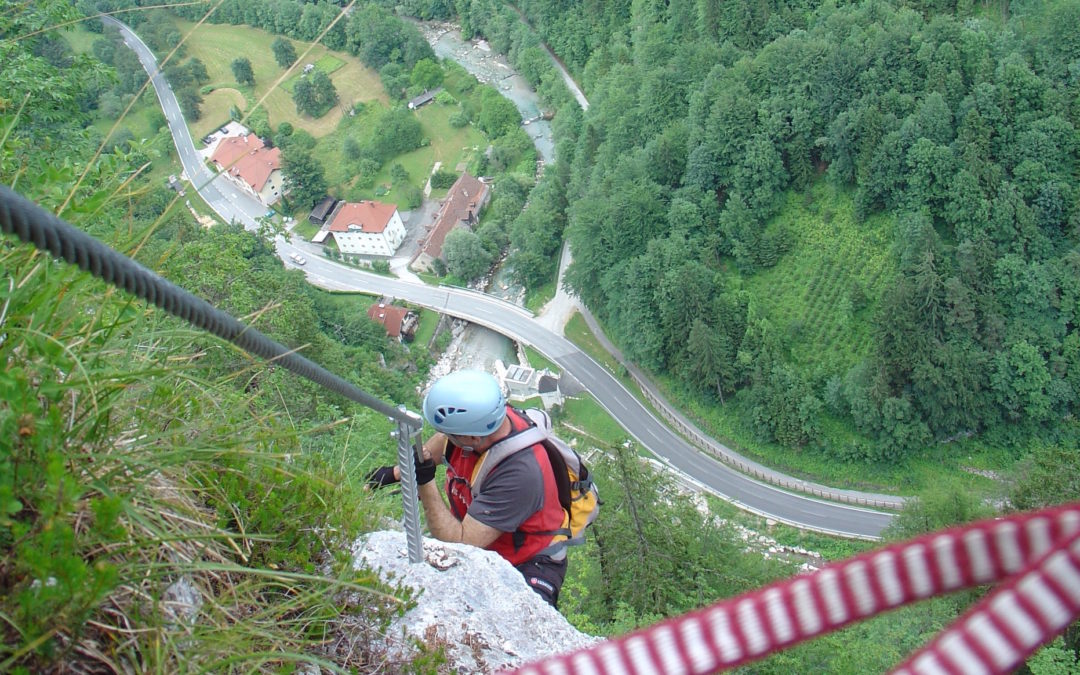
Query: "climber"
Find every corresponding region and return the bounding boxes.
[368,369,572,607]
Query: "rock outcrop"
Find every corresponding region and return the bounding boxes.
[352,531,596,673]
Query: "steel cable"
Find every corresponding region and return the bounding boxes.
[0,183,422,429]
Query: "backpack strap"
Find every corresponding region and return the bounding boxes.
[470,424,547,495]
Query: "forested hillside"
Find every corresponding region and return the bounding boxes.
[504,0,1080,468]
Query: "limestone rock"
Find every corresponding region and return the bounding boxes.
[352,531,597,672]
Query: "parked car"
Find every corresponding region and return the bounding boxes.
[289,253,306,265]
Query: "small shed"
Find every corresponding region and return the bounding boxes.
[407,87,443,110]
[309,196,339,225]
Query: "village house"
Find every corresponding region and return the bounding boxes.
[312,200,406,257]
[411,172,490,272]
[367,302,417,341]
[209,133,283,206]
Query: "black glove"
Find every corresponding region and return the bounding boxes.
[414,455,437,486]
[366,465,399,489]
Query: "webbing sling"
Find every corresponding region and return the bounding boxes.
[504,501,1080,675]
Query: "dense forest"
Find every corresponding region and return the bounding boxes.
[5,0,1080,671]
[538,0,1080,464]
[391,0,1080,469]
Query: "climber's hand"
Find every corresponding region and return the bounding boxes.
[414,454,437,486]
[366,465,399,489]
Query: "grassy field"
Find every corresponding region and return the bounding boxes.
[71,17,490,217]
[316,99,487,208]
[564,312,624,379]
[412,309,441,347]
[279,54,345,93]
[291,219,320,241]
[559,395,631,448]
[170,19,387,141]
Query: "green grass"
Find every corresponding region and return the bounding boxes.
[317,101,487,209]
[559,394,633,448]
[564,312,624,379]
[61,24,100,54]
[315,54,345,74]
[291,219,319,241]
[524,276,557,313]
[416,270,443,285]
[523,346,558,373]
[412,309,441,346]
[0,231,404,672]
[738,182,895,376]
[279,55,346,94]
[171,19,387,141]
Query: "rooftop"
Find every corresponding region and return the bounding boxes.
[329,200,398,234]
[210,135,281,192]
[418,173,489,260]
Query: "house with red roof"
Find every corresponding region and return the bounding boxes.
[367,302,417,341]
[411,172,490,272]
[312,200,406,257]
[210,134,283,206]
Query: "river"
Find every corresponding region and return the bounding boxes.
[415,22,557,164]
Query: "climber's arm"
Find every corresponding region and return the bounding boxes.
[417,481,502,548]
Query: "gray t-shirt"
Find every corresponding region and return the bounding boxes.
[467,448,545,532]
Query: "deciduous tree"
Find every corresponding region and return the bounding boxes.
[443,228,492,281]
[282,150,327,209]
[292,70,338,118]
[231,57,254,86]
[271,37,297,69]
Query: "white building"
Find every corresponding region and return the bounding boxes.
[500,363,563,409]
[314,200,406,256]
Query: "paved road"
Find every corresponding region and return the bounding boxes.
[301,260,893,539]
[104,17,268,230]
[117,19,894,539]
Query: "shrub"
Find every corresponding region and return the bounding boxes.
[430,169,458,189]
[400,184,423,210]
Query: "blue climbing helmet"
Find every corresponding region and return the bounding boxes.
[423,370,507,436]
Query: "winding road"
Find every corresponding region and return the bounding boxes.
[112,18,897,539]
